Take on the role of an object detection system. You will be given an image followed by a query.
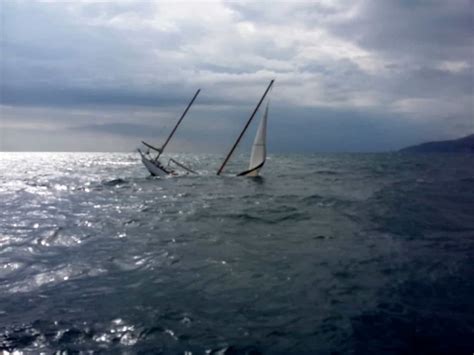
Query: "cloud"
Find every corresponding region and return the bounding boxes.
[72,122,161,138]
[0,0,472,152]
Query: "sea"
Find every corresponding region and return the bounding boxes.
[0,152,473,354]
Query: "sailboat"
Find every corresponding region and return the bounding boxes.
[217,79,274,177]
[138,89,200,176]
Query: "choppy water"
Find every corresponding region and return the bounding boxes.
[0,152,473,354]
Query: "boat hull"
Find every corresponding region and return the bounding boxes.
[138,149,170,177]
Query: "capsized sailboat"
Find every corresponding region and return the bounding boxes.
[138,89,200,176]
[217,79,274,177]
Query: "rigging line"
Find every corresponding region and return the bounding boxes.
[168,158,198,174]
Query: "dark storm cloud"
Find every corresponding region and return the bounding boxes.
[388,66,472,99]
[73,122,159,138]
[0,0,472,152]
[1,1,194,106]
[330,0,473,60]
[1,84,224,108]
[266,102,448,153]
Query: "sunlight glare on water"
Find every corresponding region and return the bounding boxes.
[0,152,473,353]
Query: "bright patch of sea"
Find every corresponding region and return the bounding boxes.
[0,152,473,353]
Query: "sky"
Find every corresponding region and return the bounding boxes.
[0,0,473,153]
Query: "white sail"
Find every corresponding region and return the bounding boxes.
[217,79,274,176]
[239,103,268,177]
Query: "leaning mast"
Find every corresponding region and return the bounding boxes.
[216,79,274,175]
[156,88,201,160]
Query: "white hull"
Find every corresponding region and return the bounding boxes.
[138,150,170,177]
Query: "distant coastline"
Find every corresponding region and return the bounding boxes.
[399,134,474,153]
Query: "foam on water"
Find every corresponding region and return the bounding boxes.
[0,152,473,353]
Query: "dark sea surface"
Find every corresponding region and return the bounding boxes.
[0,152,473,354]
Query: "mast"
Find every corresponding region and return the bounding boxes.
[157,88,201,160]
[216,79,274,175]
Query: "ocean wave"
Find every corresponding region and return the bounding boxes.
[1,152,473,353]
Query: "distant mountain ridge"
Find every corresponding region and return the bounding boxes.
[400,134,474,153]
